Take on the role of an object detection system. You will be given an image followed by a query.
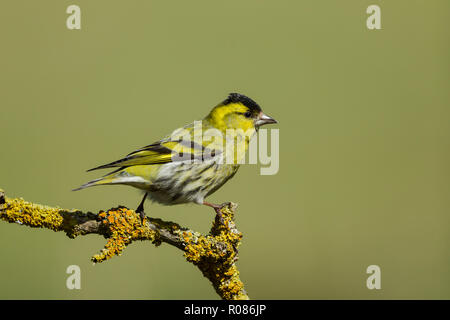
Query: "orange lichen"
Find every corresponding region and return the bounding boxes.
[182,203,248,300]
[92,207,160,263]
[0,190,249,300]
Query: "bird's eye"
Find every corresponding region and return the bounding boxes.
[244,111,252,118]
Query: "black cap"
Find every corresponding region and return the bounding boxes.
[222,93,262,113]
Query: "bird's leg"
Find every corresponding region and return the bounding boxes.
[203,201,238,254]
[203,201,225,223]
[136,193,148,222]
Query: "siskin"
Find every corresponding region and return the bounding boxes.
[74,93,277,219]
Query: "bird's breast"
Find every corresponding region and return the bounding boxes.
[148,159,239,205]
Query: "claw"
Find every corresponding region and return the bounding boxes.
[215,210,225,225]
[138,211,146,224]
[203,201,226,224]
[136,193,148,224]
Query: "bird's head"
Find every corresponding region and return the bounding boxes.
[206,93,277,132]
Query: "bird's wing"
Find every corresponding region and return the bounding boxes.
[87,122,220,172]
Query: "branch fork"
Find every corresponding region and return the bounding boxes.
[0,188,248,300]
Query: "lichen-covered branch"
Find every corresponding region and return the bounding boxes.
[0,188,248,300]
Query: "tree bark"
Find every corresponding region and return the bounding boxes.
[0,189,249,300]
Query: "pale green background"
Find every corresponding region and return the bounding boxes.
[0,1,449,299]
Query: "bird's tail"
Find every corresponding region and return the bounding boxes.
[72,170,122,191]
[73,165,154,192]
[72,177,112,191]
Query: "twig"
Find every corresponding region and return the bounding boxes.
[0,188,248,300]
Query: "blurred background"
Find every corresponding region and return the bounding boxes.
[0,0,449,299]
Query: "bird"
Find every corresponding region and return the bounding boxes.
[73,93,277,220]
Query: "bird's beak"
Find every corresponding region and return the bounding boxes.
[255,112,278,127]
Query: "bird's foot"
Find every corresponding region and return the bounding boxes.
[136,193,148,224]
[135,202,147,223]
[203,201,226,224]
[136,208,146,224]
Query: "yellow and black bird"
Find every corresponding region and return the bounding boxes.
[74,93,277,219]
